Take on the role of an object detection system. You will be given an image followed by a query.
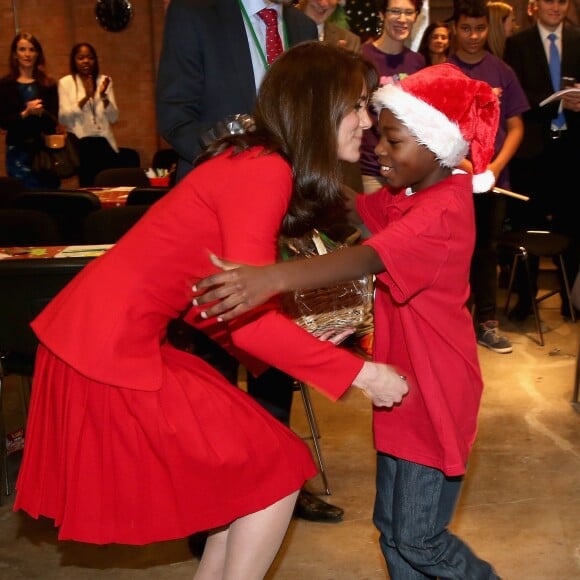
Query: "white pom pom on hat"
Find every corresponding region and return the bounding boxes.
[371,63,499,193]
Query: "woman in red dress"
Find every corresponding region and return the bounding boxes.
[13,42,408,579]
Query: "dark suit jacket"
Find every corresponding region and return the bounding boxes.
[504,24,580,158]
[156,0,318,181]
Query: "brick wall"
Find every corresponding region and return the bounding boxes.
[0,0,168,179]
[1,0,578,182]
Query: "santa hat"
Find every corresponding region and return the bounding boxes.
[371,63,499,193]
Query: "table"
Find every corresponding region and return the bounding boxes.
[79,187,135,208]
[0,245,112,260]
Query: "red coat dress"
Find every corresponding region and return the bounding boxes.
[14,147,363,545]
[358,173,484,477]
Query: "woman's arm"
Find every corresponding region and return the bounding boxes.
[100,75,119,123]
[194,244,384,321]
[58,76,82,128]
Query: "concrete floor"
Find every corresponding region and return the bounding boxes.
[1,292,579,579]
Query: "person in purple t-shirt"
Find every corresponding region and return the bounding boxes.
[449,0,530,354]
[360,0,425,194]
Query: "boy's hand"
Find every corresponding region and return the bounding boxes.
[193,254,277,320]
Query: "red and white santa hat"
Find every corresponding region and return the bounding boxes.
[371,63,499,193]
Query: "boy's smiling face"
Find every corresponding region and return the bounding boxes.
[374,108,448,193]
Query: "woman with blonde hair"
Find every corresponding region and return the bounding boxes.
[487,1,518,58]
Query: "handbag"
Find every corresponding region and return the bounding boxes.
[33,132,80,179]
[279,229,372,336]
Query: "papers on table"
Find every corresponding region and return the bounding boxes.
[54,245,114,258]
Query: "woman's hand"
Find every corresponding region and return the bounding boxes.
[99,76,110,97]
[82,75,95,99]
[193,254,280,320]
[23,98,43,117]
[352,361,409,408]
[314,327,355,345]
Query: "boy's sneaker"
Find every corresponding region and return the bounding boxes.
[477,321,513,354]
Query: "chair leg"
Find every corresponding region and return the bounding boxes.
[522,254,545,347]
[573,336,580,413]
[504,251,520,315]
[0,364,8,504]
[557,254,576,324]
[296,381,331,495]
[18,376,31,420]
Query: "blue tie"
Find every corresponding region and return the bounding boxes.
[548,33,565,128]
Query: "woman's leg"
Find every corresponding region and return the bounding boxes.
[194,490,299,580]
[194,527,228,579]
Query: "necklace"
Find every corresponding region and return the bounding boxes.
[238,0,289,69]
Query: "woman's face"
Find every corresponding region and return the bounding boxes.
[374,108,439,192]
[337,87,372,163]
[503,12,517,37]
[429,27,450,55]
[15,39,38,70]
[75,46,96,77]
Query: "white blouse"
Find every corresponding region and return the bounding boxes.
[58,73,119,152]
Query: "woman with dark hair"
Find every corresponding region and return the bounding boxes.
[14,42,408,579]
[417,20,452,65]
[0,32,60,189]
[58,42,120,186]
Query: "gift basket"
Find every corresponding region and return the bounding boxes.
[279,229,373,336]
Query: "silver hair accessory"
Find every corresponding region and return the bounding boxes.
[200,114,255,148]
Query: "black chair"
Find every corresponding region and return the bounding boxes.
[0,209,61,247]
[126,187,170,206]
[0,257,89,500]
[501,230,576,346]
[93,167,150,187]
[151,148,178,171]
[13,191,101,246]
[118,147,141,168]
[82,205,150,244]
[0,176,26,209]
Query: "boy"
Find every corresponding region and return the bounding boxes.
[194,63,503,579]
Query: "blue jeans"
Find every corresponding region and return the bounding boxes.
[373,453,500,579]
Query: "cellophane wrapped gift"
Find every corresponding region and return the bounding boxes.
[279,229,373,336]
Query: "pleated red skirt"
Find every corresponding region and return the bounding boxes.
[14,343,316,545]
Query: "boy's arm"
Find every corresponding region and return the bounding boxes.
[193,244,384,321]
[487,115,524,180]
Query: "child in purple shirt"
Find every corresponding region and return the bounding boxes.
[359,0,425,193]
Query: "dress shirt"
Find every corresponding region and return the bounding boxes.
[241,0,285,90]
[537,21,567,130]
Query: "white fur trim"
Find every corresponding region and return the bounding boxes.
[472,169,496,193]
[372,84,469,168]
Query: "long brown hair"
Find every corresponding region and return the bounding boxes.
[418,21,452,65]
[7,32,51,86]
[487,1,514,58]
[197,41,378,237]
